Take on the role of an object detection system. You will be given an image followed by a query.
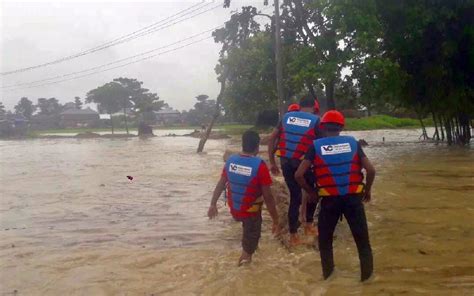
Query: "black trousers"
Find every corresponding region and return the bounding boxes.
[318,195,373,281]
[281,158,317,234]
[237,214,262,255]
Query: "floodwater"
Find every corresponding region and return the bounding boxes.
[0,129,473,295]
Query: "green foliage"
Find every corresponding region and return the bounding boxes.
[183,95,218,126]
[37,98,62,115]
[74,97,83,109]
[14,97,35,119]
[345,115,424,130]
[222,32,277,122]
[85,83,123,115]
[85,78,164,115]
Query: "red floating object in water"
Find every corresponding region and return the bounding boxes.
[127,176,133,181]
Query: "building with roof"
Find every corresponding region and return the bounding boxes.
[153,107,181,125]
[60,107,100,128]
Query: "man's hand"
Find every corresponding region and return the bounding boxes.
[270,163,280,175]
[362,189,372,203]
[272,222,281,236]
[208,205,218,219]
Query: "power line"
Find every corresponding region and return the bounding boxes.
[2,5,272,92]
[2,27,220,89]
[3,36,215,92]
[1,1,221,76]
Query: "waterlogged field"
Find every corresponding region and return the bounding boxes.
[0,129,473,295]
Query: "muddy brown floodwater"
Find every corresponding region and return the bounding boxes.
[0,129,473,295]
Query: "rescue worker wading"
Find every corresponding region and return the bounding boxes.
[295,110,375,281]
[268,95,320,246]
[208,130,280,266]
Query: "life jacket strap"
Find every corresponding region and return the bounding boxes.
[316,170,364,179]
[318,182,365,189]
[314,160,360,168]
[228,180,258,189]
[282,130,315,139]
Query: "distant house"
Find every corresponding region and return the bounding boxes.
[154,107,181,125]
[30,114,60,130]
[60,107,99,128]
[0,113,29,137]
[111,108,134,117]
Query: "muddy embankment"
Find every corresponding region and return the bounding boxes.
[165,130,230,139]
[39,132,137,139]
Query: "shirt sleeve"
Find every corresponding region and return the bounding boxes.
[257,162,272,186]
[305,144,316,161]
[221,166,228,180]
[357,143,367,159]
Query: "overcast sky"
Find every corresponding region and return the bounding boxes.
[1,0,267,112]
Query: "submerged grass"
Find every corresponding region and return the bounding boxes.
[28,116,431,137]
[345,115,432,131]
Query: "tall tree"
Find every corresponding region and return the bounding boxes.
[86,78,165,134]
[283,0,381,110]
[37,98,62,116]
[14,97,35,119]
[74,97,83,109]
[376,0,474,144]
[85,83,122,134]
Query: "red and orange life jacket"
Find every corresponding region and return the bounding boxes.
[224,154,264,218]
[312,136,365,197]
[276,111,319,160]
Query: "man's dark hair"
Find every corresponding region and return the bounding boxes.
[299,94,315,108]
[242,130,260,153]
[322,122,343,133]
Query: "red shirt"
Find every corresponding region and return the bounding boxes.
[221,156,272,187]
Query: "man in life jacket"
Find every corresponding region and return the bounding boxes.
[267,95,321,246]
[208,130,280,266]
[295,110,375,281]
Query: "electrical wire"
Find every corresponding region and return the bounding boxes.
[1,1,221,75]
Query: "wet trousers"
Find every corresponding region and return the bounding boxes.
[281,158,317,234]
[236,214,262,255]
[318,195,373,281]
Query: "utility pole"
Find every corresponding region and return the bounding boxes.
[274,0,285,120]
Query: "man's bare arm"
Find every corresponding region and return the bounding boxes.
[361,157,376,202]
[208,176,226,218]
[295,160,318,203]
[261,186,279,224]
[267,128,280,175]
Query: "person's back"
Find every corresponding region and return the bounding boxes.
[224,153,266,218]
[312,135,364,197]
[295,110,375,281]
[275,110,319,160]
[267,95,321,246]
[208,130,280,265]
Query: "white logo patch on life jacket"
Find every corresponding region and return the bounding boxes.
[287,116,311,127]
[229,163,253,176]
[321,143,352,155]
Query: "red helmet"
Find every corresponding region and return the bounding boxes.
[314,100,320,113]
[288,103,300,112]
[321,110,345,126]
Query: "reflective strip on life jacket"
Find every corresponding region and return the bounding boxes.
[225,154,264,218]
[276,111,319,159]
[312,136,365,197]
